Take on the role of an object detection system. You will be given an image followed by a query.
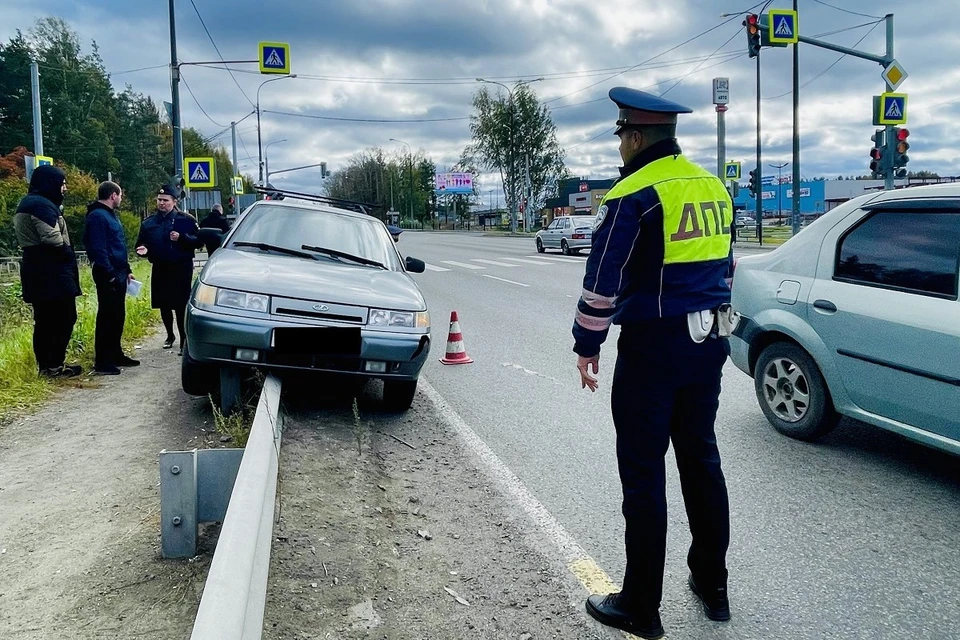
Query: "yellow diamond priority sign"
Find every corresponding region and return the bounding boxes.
[881,60,908,92]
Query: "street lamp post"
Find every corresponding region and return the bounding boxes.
[476,77,543,233]
[389,138,414,223]
[264,139,287,185]
[257,74,297,185]
[770,161,789,224]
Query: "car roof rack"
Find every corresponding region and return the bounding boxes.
[254,186,385,217]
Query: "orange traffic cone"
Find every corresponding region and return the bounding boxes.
[439,311,474,365]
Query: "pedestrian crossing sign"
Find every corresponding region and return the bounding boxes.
[768,9,799,44]
[875,93,908,125]
[724,162,741,181]
[233,176,244,194]
[259,42,291,75]
[184,157,216,188]
[35,155,54,166]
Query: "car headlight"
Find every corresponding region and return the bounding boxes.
[216,289,270,313]
[193,283,270,313]
[369,309,429,328]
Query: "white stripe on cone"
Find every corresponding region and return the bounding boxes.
[445,340,466,354]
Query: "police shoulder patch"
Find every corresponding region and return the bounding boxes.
[594,204,608,231]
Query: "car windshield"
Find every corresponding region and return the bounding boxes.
[228,204,401,270]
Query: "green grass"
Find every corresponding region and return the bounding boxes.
[0,261,159,424]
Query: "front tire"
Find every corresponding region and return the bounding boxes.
[536,238,545,253]
[181,348,217,396]
[753,342,838,441]
[382,379,417,412]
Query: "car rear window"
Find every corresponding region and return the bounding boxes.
[835,211,960,299]
[573,218,595,229]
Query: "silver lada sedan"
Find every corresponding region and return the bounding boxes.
[182,199,430,412]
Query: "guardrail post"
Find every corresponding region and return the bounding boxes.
[159,450,198,558]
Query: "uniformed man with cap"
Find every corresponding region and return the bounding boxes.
[573,87,734,639]
[135,185,202,355]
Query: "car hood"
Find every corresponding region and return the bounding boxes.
[200,248,426,311]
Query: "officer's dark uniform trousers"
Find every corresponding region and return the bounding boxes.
[612,317,729,612]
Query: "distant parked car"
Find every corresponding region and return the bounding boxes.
[729,183,960,456]
[536,215,596,255]
[182,200,431,412]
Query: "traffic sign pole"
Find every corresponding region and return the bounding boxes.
[884,15,895,191]
[30,61,43,156]
[791,0,801,235]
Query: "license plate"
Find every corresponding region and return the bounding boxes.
[273,327,361,355]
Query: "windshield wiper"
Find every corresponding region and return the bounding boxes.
[301,244,387,270]
[233,241,318,261]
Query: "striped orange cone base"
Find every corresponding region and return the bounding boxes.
[439,310,474,365]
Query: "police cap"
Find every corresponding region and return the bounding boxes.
[158,184,179,199]
[610,87,693,135]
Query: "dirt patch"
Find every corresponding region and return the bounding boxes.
[0,330,225,640]
[264,383,608,640]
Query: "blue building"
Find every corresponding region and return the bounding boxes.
[733,179,826,217]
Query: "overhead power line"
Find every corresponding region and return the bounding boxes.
[810,0,884,20]
[188,0,256,108]
[180,72,229,128]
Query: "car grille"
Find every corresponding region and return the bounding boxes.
[270,296,367,324]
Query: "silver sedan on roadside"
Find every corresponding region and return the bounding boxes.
[536,215,596,255]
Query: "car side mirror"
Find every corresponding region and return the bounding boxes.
[405,256,425,273]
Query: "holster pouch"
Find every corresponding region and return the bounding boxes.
[716,303,741,338]
[687,309,715,344]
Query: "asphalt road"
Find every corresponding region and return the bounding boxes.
[399,230,960,640]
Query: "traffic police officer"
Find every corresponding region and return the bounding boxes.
[574,87,734,639]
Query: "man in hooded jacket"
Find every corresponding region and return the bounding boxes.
[12,165,82,377]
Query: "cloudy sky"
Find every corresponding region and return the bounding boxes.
[2,0,957,203]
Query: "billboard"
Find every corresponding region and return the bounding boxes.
[435,172,474,194]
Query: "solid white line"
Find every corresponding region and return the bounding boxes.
[498,257,555,266]
[441,260,486,270]
[471,259,519,268]
[424,263,451,272]
[418,379,590,565]
[482,274,529,287]
[527,255,587,263]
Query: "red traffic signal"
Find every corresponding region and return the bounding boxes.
[870,148,882,160]
[746,13,759,34]
[896,128,909,141]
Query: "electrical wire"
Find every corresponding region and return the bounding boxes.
[810,0,884,21]
[762,19,883,100]
[188,0,256,108]
[659,27,743,97]
[180,73,229,127]
[261,109,469,124]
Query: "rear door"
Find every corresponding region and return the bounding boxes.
[806,202,960,442]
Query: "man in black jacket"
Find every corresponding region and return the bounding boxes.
[135,185,201,355]
[84,181,140,375]
[12,165,82,377]
[198,203,231,255]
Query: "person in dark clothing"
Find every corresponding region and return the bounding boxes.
[135,185,201,356]
[12,165,82,378]
[197,203,230,255]
[84,181,140,375]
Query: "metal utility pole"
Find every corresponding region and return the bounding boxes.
[30,61,43,156]
[755,52,763,247]
[168,0,183,185]
[791,0,801,234]
[770,162,788,223]
[713,77,730,183]
[231,122,239,193]
[883,14,895,191]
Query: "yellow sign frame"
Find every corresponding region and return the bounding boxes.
[259,42,291,75]
[768,9,799,44]
[724,162,742,181]
[878,93,908,125]
[184,157,216,188]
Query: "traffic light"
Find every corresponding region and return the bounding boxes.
[320,161,328,179]
[870,129,887,179]
[747,169,759,198]
[744,14,761,58]
[892,127,910,177]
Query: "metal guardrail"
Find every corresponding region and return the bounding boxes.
[190,374,284,640]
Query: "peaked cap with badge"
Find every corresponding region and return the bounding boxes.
[610,87,693,135]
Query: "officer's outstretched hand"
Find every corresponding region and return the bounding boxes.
[577,355,600,392]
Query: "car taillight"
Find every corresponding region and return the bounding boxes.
[572,233,586,239]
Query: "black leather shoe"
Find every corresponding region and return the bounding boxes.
[116,355,140,367]
[162,337,175,349]
[585,593,664,639]
[688,574,731,621]
[94,365,122,376]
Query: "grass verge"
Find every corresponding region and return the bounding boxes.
[0,261,159,424]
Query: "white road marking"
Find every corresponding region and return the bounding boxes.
[527,255,587,263]
[498,257,555,266]
[441,260,485,270]
[418,380,622,609]
[471,259,519,268]
[482,274,529,287]
[424,263,451,272]
[501,362,562,385]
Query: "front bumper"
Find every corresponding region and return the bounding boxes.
[185,305,430,379]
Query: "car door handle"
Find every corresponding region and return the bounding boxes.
[813,299,837,313]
